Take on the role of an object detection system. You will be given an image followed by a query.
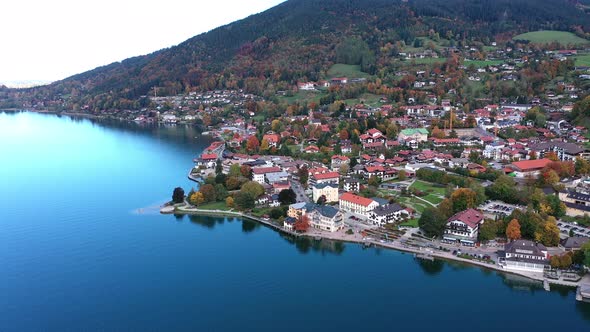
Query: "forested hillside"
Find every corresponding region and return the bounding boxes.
[3,0,590,111]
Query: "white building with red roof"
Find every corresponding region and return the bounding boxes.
[339,192,379,216]
[443,208,485,246]
[310,171,340,187]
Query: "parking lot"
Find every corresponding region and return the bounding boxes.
[557,221,590,238]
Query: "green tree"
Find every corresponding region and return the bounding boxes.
[298,166,309,187]
[215,184,228,201]
[478,220,497,242]
[225,176,241,190]
[172,187,185,204]
[278,189,297,205]
[581,241,590,267]
[240,181,265,198]
[418,207,447,237]
[234,192,255,210]
[215,159,222,175]
[450,188,477,213]
[229,163,241,177]
[398,170,407,181]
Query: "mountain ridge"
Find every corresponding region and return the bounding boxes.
[2,0,590,111]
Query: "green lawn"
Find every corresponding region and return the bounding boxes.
[343,93,384,107]
[410,181,446,195]
[198,201,230,211]
[397,196,430,214]
[409,180,445,206]
[513,30,589,45]
[464,59,504,68]
[278,90,327,104]
[327,64,372,79]
[574,54,590,66]
[400,218,419,228]
[402,57,447,65]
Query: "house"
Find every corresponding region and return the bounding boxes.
[528,142,586,161]
[195,153,218,168]
[398,128,429,148]
[508,158,552,178]
[443,209,485,246]
[309,172,340,187]
[499,240,549,272]
[252,166,282,184]
[368,203,407,226]
[262,133,281,148]
[287,202,314,218]
[308,205,344,232]
[343,178,360,192]
[303,145,320,154]
[560,237,590,251]
[312,183,339,203]
[283,216,297,231]
[339,192,379,216]
[559,190,590,216]
[331,155,350,171]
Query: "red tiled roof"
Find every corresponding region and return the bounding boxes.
[313,172,340,180]
[252,166,282,174]
[201,153,217,160]
[447,208,484,228]
[340,192,375,207]
[511,158,551,172]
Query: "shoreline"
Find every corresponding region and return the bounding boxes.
[163,205,586,289]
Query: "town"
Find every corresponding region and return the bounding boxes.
[142,43,590,303]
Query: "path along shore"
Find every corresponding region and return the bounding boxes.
[163,204,590,289]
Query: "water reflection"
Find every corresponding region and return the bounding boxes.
[241,219,260,233]
[415,258,445,276]
[187,215,231,229]
[500,273,544,293]
[279,233,345,255]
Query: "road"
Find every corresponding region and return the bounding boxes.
[290,179,311,203]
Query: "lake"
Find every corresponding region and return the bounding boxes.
[0,111,589,331]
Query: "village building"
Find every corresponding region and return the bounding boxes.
[339,192,379,216]
[312,183,339,203]
[398,128,429,148]
[343,178,360,192]
[507,158,552,178]
[308,205,344,232]
[499,240,549,273]
[309,171,340,187]
[443,209,484,246]
[367,203,407,226]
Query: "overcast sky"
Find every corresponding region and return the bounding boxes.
[0,0,285,84]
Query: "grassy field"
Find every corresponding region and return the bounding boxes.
[400,218,419,228]
[278,90,326,104]
[409,180,445,205]
[464,59,504,68]
[343,93,384,107]
[402,57,447,65]
[198,201,230,211]
[327,64,372,79]
[574,54,590,66]
[397,196,430,214]
[513,30,589,45]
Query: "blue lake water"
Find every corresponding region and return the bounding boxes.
[0,111,589,331]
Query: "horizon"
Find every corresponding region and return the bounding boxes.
[0,0,285,86]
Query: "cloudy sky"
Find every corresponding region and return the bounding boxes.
[0,0,285,84]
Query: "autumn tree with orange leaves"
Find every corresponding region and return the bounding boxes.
[506,219,522,241]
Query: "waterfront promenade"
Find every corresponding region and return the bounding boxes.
[162,203,589,290]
